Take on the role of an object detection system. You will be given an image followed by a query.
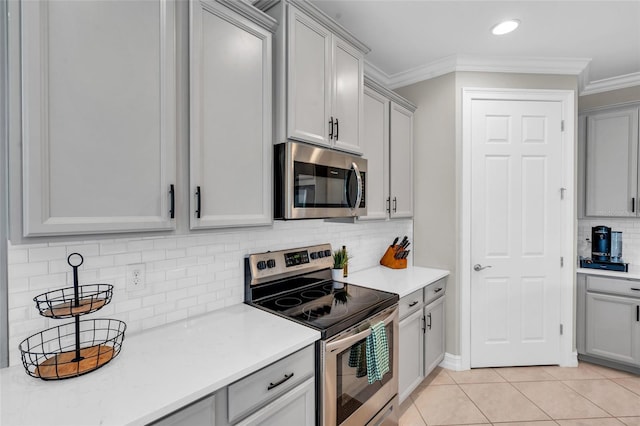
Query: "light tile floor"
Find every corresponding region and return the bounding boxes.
[399,362,640,426]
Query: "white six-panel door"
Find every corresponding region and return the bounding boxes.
[470,99,564,367]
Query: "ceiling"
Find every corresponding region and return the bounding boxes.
[310,0,640,93]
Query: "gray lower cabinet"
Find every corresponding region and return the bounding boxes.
[424,296,445,375]
[398,308,424,402]
[578,274,640,371]
[152,345,315,426]
[152,395,216,426]
[398,279,446,403]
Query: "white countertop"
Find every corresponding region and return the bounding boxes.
[0,304,320,426]
[578,265,640,280]
[343,265,450,298]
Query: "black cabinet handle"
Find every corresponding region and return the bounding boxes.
[386,197,390,213]
[267,373,294,391]
[393,197,397,213]
[335,118,339,140]
[169,184,175,219]
[631,288,640,292]
[422,316,426,333]
[195,186,201,219]
[427,313,432,330]
[408,301,419,307]
[633,197,636,213]
[434,288,443,293]
[637,305,639,322]
[329,117,334,140]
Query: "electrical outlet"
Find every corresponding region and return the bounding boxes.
[126,263,146,291]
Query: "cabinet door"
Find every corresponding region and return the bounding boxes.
[360,87,390,220]
[586,292,640,365]
[287,7,331,147]
[190,0,272,229]
[389,102,414,218]
[152,395,215,426]
[331,36,364,154]
[424,296,445,376]
[21,0,176,236]
[235,378,315,426]
[585,107,639,217]
[398,309,423,403]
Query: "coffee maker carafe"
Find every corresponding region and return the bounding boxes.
[591,226,611,262]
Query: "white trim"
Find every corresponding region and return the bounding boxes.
[581,72,640,96]
[440,352,463,371]
[460,88,576,370]
[378,55,590,90]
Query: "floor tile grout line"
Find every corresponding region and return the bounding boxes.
[561,377,639,419]
[455,381,494,424]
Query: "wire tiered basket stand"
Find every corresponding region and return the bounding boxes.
[19,253,126,380]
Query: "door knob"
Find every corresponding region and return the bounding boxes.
[473,264,492,272]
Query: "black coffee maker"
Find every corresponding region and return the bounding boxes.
[591,225,611,261]
[580,225,628,272]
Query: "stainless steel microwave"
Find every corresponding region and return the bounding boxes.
[274,141,367,220]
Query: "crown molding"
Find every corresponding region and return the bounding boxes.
[375,54,591,90]
[580,72,640,96]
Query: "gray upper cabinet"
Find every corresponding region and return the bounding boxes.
[189,0,275,229]
[583,105,640,217]
[21,0,177,236]
[360,78,416,220]
[260,0,368,155]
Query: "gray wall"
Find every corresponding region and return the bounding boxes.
[397,72,578,357]
[579,85,640,112]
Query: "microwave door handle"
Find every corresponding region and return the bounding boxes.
[326,307,397,353]
[351,162,362,209]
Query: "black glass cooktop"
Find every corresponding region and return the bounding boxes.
[251,279,398,339]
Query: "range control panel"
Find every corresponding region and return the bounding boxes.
[246,243,334,285]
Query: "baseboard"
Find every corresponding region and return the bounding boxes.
[439,351,578,370]
[440,352,465,371]
[561,351,579,367]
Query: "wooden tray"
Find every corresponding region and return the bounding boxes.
[35,344,115,380]
[41,298,107,318]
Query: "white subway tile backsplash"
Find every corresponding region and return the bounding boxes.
[7,219,412,366]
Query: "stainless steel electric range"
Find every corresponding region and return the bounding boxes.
[245,244,399,426]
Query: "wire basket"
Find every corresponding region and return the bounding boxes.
[33,284,114,319]
[19,318,126,380]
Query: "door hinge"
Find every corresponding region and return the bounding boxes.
[561,120,565,131]
[560,257,564,267]
[560,324,564,335]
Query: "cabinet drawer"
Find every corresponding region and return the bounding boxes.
[227,345,314,423]
[587,275,640,299]
[399,289,423,320]
[425,279,446,305]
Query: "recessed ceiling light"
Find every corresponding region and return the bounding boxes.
[491,19,520,35]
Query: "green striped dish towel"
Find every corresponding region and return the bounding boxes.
[365,321,389,384]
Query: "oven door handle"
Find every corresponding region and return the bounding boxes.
[326,307,397,353]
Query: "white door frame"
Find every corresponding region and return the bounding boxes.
[460,88,577,370]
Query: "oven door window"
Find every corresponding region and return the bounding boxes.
[335,322,394,425]
[294,161,352,208]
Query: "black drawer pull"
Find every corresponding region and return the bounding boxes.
[434,288,443,293]
[408,301,419,308]
[637,305,639,322]
[268,373,294,391]
[630,288,640,292]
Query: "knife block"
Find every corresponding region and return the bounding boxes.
[380,245,407,269]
